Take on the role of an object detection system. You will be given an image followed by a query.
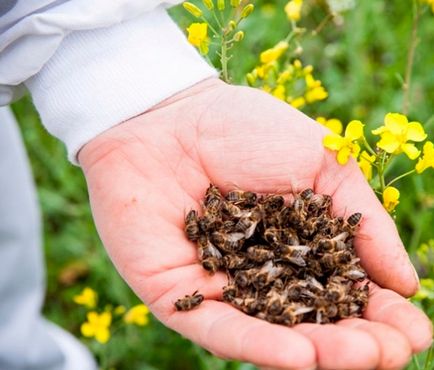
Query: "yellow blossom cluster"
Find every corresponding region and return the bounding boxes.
[247,46,328,109]
[285,0,303,21]
[322,112,432,213]
[73,287,97,309]
[73,287,151,344]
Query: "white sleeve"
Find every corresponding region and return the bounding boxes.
[0,1,217,164]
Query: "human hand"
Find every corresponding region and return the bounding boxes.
[79,78,432,370]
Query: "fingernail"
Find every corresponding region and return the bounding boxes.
[411,263,421,290]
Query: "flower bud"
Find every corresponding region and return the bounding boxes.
[240,4,254,18]
[246,73,257,86]
[234,30,244,42]
[230,0,241,7]
[202,0,214,10]
[228,20,237,31]
[217,0,225,10]
[183,2,203,17]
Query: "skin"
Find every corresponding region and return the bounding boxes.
[79,78,432,370]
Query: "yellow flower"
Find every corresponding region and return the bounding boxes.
[183,2,203,17]
[124,304,150,326]
[81,311,112,344]
[260,41,289,64]
[323,120,364,165]
[358,151,376,181]
[415,141,434,174]
[316,117,343,135]
[285,0,303,21]
[372,113,427,159]
[305,85,328,103]
[272,85,286,100]
[289,96,306,109]
[114,305,126,316]
[382,186,400,213]
[73,287,97,309]
[187,23,209,55]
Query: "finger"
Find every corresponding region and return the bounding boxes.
[363,283,433,353]
[338,318,412,369]
[293,323,379,370]
[167,301,316,369]
[316,153,419,297]
[139,265,316,369]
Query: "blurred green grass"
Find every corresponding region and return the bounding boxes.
[10,0,434,369]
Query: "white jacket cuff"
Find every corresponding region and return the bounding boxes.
[26,7,218,164]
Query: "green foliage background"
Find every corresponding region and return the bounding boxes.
[10,0,434,369]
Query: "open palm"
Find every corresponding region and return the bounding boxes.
[80,79,432,370]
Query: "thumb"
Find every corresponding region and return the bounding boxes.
[316,153,419,297]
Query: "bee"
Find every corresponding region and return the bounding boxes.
[246,245,274,263]
[264,227,282,245]
[185,210,200,241]
[265,289,288,315]
[259,195,285,213]
[315,232,349,253]
[222,202,248,218]
[222,284,239,302]
[274,244,310,267]
[198,236,223,274]
[324,277,350,303]
[211,231,245,253]
[226,189,257,207]
[198,213,222,232]
[231,297,264,315]
[253,260,285,290]
[204,184,224,216]
[174,291,204,311]
[307,194,332,217]
[234,268,258,288]
[350,284,369,306]
[299,215,329,238]
[274,303,314,326]
[315,297,338,323]
[235,209,261,238]
[319,250,353,270]
[300,188,314,201]
[339,263,367,281]
[223,254,249,270]
[337,302,363,318]
[343,212,363,234]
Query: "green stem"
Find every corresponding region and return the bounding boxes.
[402,0,421,115]
[362,137,377,156]
[311,13,334,36]
[386,169,416,187]
[201,17,220,36]
[221,39,230,82]
[378,152,387,192]
[424,344,434,370]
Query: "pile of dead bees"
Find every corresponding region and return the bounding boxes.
[180,184,369,325]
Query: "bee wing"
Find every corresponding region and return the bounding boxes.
[286,256,307,267]
[227,232,245,242]
[290,245,311,255]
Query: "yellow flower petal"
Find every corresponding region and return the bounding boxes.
[100,312,112,327]
[415,141,434,174]
[325,119,343,135]
[401,143,420,160]
[345,120,364,141]
[376,131,400,153]
[323,134,345,151]
[81,323,95,337]
[337,146,352,165]
[384,113,407,135]
[87,312,99,324]
[406,121,427,142]
[95,328,110,344]
[383,186,400,212]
